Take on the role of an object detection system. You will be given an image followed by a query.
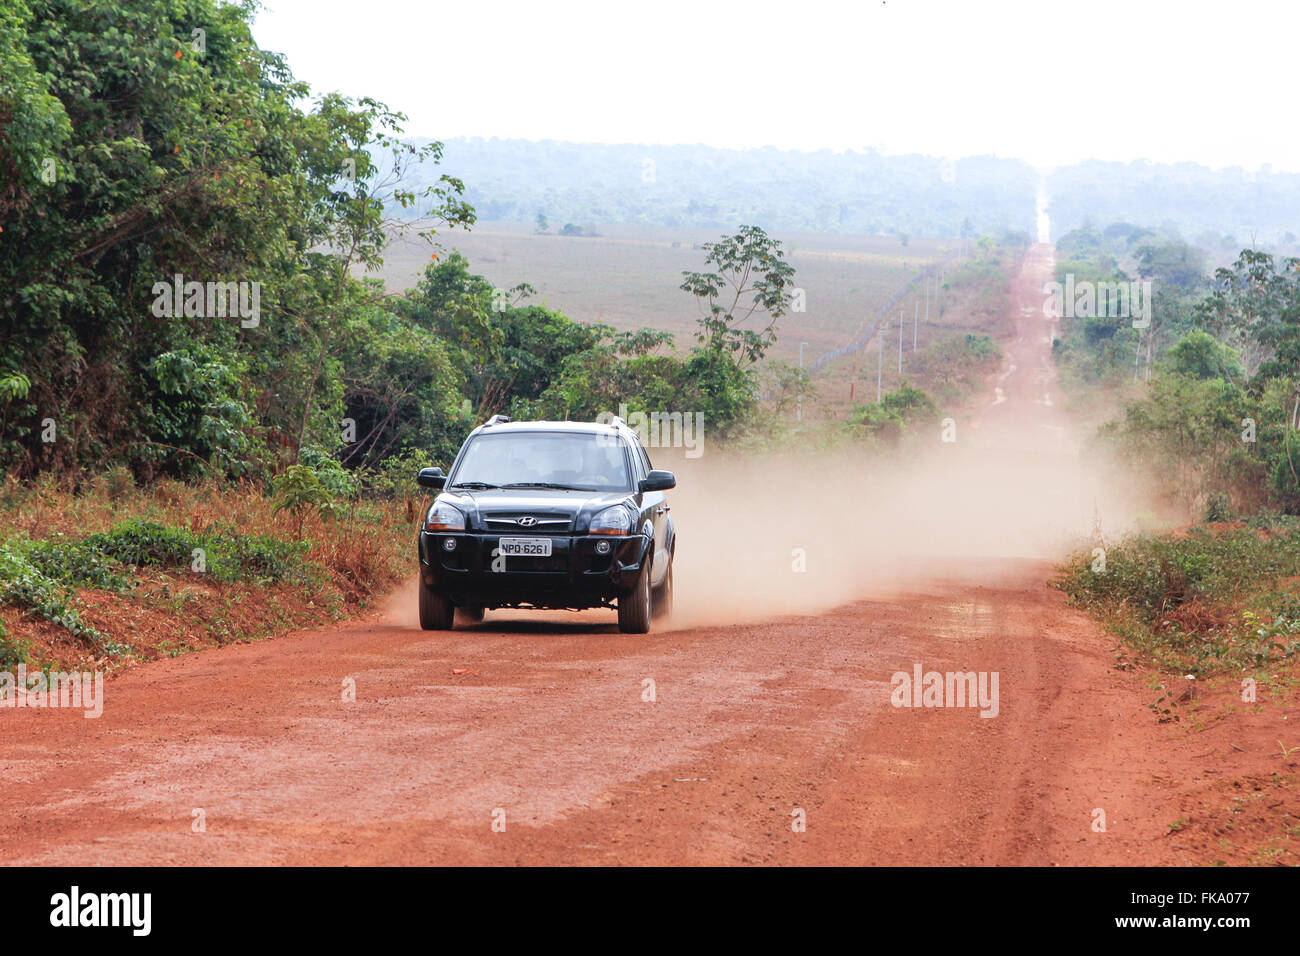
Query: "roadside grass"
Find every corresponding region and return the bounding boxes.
[1056,517,1300,675]
[0,474,414,670]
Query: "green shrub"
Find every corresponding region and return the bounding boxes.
[299,448,358,499]
[848,384,939,446]
[82,519,312,585]
[82,520,200,569]
[1058,520,1300,672]
[272,466,338,540]
[0,537,106,647]
[28,538,135,592]
[1204,492,1232,523]
[0,634,28,668]
[361,447,436,501]
[215,532,313,584]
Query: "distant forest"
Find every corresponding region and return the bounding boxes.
[395,138,1037,239]
[391,138,1300,245]
[1045,161,1300,247]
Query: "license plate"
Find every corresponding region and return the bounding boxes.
[498,536,552,557]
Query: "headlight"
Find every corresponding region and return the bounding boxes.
[589,505,632,535]
[424,500,465,532]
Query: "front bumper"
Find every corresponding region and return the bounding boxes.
[418,531,651,609]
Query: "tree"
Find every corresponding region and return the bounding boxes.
[402,251,584,421]
[1160,330,1243,382]
[0,0,473,479]
[1197,250,1300,381]
[276,94,473,465]
[272,464,337,540]
[679,225,796,365]
[336,301,467,468]
[1133,240,1207,291]
[1102,373,1265,516]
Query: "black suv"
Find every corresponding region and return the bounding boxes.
[415,416,677,633]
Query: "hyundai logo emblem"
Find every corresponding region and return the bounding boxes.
[518,516,537,527]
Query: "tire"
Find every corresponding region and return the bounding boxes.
[617,554,653,634]
[652,552,673,621]
[418,575,454,630]
[455,605,485,626]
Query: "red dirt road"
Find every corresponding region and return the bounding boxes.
[0,561,1197,865]
[0,246,1264,865]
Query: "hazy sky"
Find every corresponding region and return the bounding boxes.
[251,0,1298,172]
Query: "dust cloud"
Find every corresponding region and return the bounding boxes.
[660,430,1164,630]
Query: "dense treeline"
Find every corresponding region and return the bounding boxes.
[0,0,792,491]
[1050,223,1300,516]
[1,0,473,482]
[400,137,1039,239]
[1051,223,1210,391]
[394,139,1300,247]
[1046,160,1300,246]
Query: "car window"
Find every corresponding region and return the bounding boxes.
[636,440,652,476]
[451,431,632,492]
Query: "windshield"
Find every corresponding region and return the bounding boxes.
[451,431,631,492]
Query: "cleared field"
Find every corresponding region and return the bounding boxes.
[377,222,1010,416]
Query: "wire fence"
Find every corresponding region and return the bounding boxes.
[807,246,967,375]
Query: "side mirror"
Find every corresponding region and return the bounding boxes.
[638,470,676,492]
[417,467,445,489]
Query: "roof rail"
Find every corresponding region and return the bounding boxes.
[483,414,511,427]
[604,415,626,429]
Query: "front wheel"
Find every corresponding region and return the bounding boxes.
[617,557,653,634]
[418,575,454,630]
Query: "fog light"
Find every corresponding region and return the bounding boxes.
[595,540,612,554]
[442,538,457,552]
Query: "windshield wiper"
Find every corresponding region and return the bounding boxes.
[450,481,500,490]
[502,482,589,491]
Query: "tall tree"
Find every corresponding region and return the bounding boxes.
[679,225,796,366]
[0,0,472,478]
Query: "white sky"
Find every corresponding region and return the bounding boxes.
[250,0,1300,172]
